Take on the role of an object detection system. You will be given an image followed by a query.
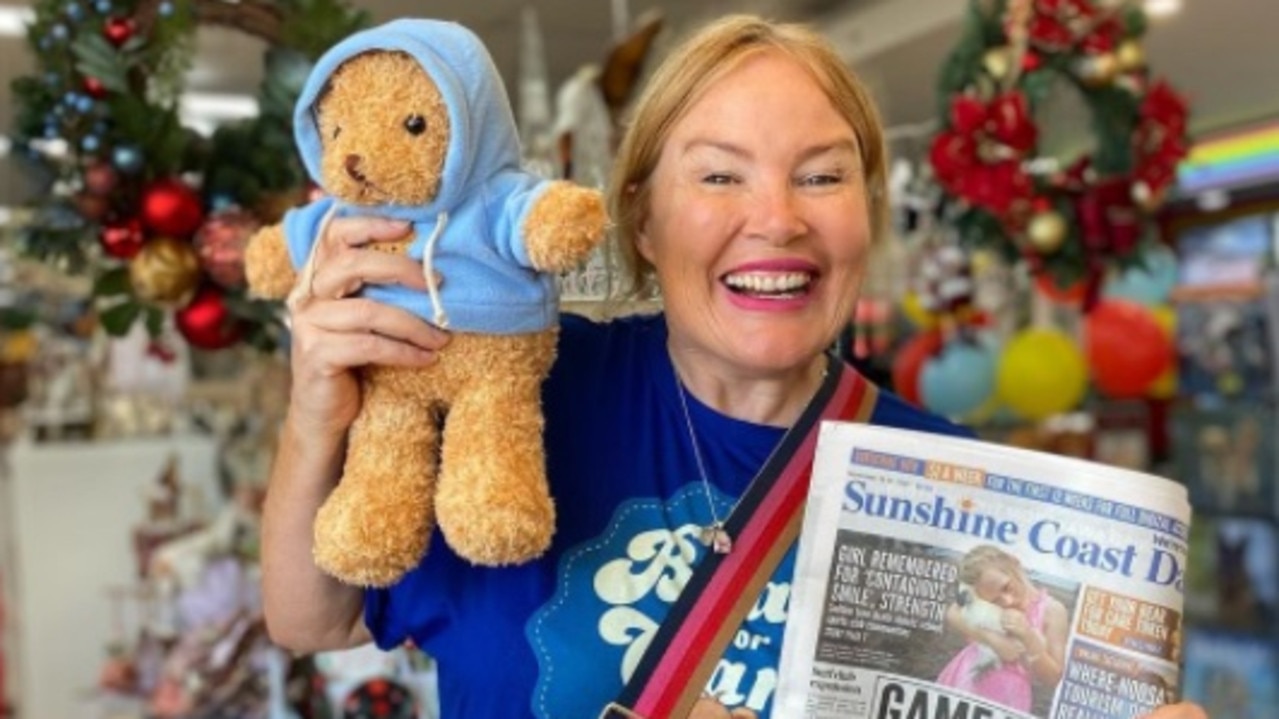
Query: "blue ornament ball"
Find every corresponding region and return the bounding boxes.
[158,1,174,16]
[920,340,997,418]
[80,135,100,153]
[94,0,112,13]
[112,145,143,173]
[1104,244,1179,306]
[64,3,84,21]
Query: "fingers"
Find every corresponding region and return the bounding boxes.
[313,249,433,301]
[309,299,448,352]
[325,216,413,249]
[304,217,427,301]
[1140,704,1208,719]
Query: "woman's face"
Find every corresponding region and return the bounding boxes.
[637,50,872,379]
[975,566,1028,610]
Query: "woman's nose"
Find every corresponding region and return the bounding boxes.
[748,183,807,244]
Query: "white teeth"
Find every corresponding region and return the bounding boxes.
[723,271,812,294]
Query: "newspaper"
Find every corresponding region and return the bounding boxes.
[775,423,1191,719]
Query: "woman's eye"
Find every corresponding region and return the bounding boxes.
[799,172,844,186]
[404,114,428,136]
[701,173,737,185]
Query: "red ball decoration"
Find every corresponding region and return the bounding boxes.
[83,76,108,99]
[74,193,110,222]
[193,208,260,289]
[84,162,119,196]
[1083,299,1173,398]
[176,287,244,350]
[103,16,136,47]
[891,329,943,407]
[1034,273,1087,306]
[99,217,145,259]
[140,179,205,238]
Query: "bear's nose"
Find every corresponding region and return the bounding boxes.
[345,154,367,183]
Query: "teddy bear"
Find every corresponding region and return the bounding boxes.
[244,19,608,586]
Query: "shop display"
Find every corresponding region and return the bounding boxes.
[9,0,372,351]
[1182,627,1279,719]
[930,0,1189,304]
[0,0,1275,716]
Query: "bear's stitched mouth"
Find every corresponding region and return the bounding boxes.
[344,156,393,200]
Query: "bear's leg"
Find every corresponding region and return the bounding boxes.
[313,379,439,587]
[436,366,555,566]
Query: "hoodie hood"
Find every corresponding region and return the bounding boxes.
[293,19,523,217]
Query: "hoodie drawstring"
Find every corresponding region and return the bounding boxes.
[422,211,450,328]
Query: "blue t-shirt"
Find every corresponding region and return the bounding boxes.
[364,313,972,718]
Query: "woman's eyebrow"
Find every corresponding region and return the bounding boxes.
[681,138,750,159]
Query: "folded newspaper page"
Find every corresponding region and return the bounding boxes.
[776,423,1191,719]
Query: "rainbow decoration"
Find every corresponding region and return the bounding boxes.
[1177,120,1279,194]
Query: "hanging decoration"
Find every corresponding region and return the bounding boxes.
[9,0,370,351]
[929,0,1190,309]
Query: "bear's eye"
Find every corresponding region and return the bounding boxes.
[404,114,427,136]
[331,125,341,140]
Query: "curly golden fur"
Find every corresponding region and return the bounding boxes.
[244,49,607,586]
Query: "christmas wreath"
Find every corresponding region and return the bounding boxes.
[9,0,369,350]
[929,0,1189,308]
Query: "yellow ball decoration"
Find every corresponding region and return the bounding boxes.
[1116,39,1146,73]
[1146,305,1179,399]
[983,46,1014,81]
[1027,209,1068,254]
[129,236,202,306]
[996,327,1089,421]
[1077,52,1119,87]
[900,291,939,329]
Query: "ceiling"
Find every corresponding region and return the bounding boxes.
[1,0,1277,205]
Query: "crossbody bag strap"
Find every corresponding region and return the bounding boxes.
[601,355,879,719]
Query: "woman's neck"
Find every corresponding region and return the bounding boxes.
[667,345,826,427]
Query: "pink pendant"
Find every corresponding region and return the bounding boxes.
[702,524,733,555]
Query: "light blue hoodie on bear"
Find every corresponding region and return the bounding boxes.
[282,19,558,333]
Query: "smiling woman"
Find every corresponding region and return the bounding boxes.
[8,0,368,350]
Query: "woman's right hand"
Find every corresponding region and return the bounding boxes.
[284,215,449,440]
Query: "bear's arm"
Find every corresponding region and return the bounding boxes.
[244,224,298,299]
[522,180,608,272]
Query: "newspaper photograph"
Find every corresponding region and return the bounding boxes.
[775,423,1191,719]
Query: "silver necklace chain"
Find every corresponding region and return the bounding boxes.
[672,371,735,555]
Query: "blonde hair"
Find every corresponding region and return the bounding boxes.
[607,14,889,298]
[958,545,1025,587]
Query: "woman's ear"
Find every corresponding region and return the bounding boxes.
[631,186,656,264]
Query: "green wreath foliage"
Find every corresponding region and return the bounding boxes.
[9,0,369,349]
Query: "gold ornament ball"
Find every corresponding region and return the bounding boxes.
[982,46,1013,80]
[1131,180,1166,213]
[1027,210,1068,254]
[129,236,202,306]
[1078,53,1119,86]
[1116,40,1146,73]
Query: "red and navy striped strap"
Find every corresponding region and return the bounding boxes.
[601,356,879,719]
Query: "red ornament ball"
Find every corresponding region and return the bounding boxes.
[891,329,943,407]
[140,179,205,238]
[103,16,136,47]
[74,192,110,222]
[99,218,145,259]
[1084,299,1173,398]
[84,162,119,196]
[176,287,244,350]
[82,76,108,99]
[194,208,260,289]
